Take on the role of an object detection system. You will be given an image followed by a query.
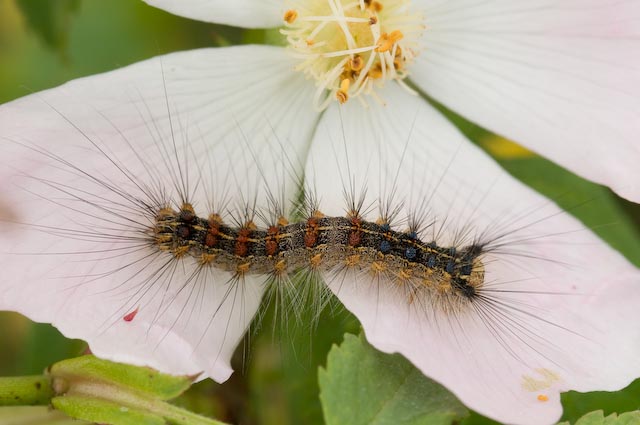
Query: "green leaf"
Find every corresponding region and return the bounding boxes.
[14,0,80,58]
[249,299,360,425]
[558,410,640,425]
[50,355,194,400]
[319,333,468,425]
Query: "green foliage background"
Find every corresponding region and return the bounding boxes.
[0,1,639,424]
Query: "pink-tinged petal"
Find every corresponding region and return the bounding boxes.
[143,0,283,28]
[0,45,318,381]
[304,84,640,424]
[410,0,640,202]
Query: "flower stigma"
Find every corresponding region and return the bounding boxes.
[282,0,425,109]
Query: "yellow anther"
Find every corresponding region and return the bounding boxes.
[336,78,350,104]
[368,63,383,79]
[376,30,404,52]
[369,1,383,12]
[348,55,364,72]
[284,9,298,24]
[537,394,549,402]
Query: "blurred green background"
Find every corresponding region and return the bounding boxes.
[0,1,639,424]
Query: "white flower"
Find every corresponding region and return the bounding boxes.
[0,1,639,425]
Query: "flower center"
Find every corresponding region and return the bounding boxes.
[282,0,424,110]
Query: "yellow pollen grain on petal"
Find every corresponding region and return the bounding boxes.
[537,394,549,402]
[284,9,298,24]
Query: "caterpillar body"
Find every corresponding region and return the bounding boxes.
[154,203,484,308]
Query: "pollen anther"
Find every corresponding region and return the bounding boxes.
[284,10,298,24]
[375,30,404,53]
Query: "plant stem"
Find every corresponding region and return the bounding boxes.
[0,375,54,406]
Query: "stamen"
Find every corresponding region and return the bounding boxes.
[284,10,298,24]
[337,78,350,103]
[349,55,364,72]
[375,30,403,52]
[283,0,424,110]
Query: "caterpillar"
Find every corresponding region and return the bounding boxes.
[1,63,640,425]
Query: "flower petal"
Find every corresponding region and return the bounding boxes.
[304,85,640,424]
[143,0,283,29]
[410,0,640,202]
[0,45,319,381]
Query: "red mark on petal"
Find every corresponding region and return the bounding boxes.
[123,307,139,322]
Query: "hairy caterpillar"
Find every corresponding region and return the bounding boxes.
[1,61,640,425]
